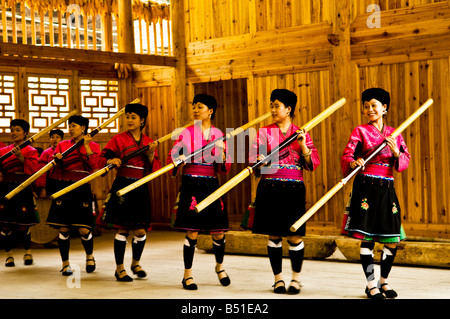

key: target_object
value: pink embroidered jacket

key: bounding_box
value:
[0,144,39,182]
[341,123,411,178]
[53,139,100,181]
[98,131,161,179]
[167,124,231,177]
[249,123,320,181]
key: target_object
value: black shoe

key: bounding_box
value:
[60,265,73,276]
[86,258,96,273]
[5,256,15,267]
[287,279,301,294]
[182,277,198,290]
[115,269,133,282]
[380,283,398,298]
[365,286,385,299]
[131,265,147,278]
[216,269,231,286]
[273,280,286,294]
[24,254,33,265]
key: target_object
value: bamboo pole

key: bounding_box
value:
[290,98,433,232]
[116,112,273,197]
[4,98,140,200]
[194,98,347,214]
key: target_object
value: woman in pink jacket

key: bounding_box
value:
[341,88,411,299]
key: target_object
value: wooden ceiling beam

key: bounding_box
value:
[0,43,177,67]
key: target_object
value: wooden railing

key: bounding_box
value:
[0,0,172,56]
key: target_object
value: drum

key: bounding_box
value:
[30,198,59,244]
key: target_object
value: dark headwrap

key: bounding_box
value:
[69,115,90,134]
[49,129,64,139]
[125,103,149,128]
[362,88,390,111]
[10,119,30,134]
[193,94,217,120]
[270,89,297,116]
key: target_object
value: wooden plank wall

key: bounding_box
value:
[151,0,449,238]
[132,78,181,227]
[193,79,251,224]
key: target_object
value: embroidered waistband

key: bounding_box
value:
[183,163,216,177]
[359,163,393,178]
[261,164,303,181]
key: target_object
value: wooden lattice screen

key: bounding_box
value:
[80,78,119,133]
[28,75,70,133]
[0,73,15,133]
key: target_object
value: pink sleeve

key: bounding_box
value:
[302,133,320,171]
[341,128,361,177]
[85,142,100,171]
[23,148,39,176]
[394,133,411,172]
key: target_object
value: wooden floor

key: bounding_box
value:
[0,230,448,315]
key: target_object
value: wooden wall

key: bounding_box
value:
[193,79,251,224]
[132,69,180,227]
[147,0,449,238]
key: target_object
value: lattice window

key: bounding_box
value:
[80,79,119,133]
[28,75,71,134]
[0,74,16,133]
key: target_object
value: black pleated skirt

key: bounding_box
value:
[251,179,306,237]
[172,175,229,233]
[0,180,39,227]
[46,180,95,229]
[343,174,405,243]
[98,176,152,230]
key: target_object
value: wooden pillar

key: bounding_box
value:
[17,67,28,121]
[329,0,357,227]
[171,0,189,127]
[70,70,80,112]
[117,0,134,130]
[117,0,135,54]
[101,13,114,52]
